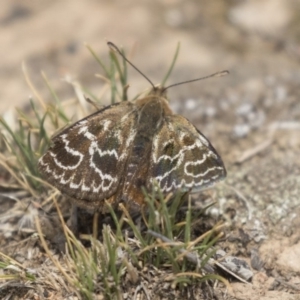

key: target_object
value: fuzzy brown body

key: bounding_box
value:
[38,87,226,213]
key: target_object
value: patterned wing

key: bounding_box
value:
[38,101,138,208]
[148,114,226,193]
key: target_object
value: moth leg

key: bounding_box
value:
[92,212,99,239]
[67,203,78,236]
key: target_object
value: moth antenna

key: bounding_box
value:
[162,70,229,92]
[107,42,156,89]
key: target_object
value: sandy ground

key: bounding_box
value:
[1,0,300,299]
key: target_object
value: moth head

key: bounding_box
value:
[148,85,168,100]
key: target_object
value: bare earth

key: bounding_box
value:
[0,1,300,299]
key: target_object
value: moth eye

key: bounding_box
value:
[183,135,194,146]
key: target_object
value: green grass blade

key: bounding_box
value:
[161,42,180,87]
[85,43,110,77]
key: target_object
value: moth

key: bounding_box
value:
[38,42,227,214]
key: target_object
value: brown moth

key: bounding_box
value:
[38,42,227,214]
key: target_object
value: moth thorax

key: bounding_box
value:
[138,98,164,131]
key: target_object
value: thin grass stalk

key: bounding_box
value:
[42,72,69,123]
[121,48,128,101]
[22,62,46,111]
[120,203,147,247]
[0,154,36,195]
[109,54,117,104]
[103,226,118,284]
[35,217,75,286]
